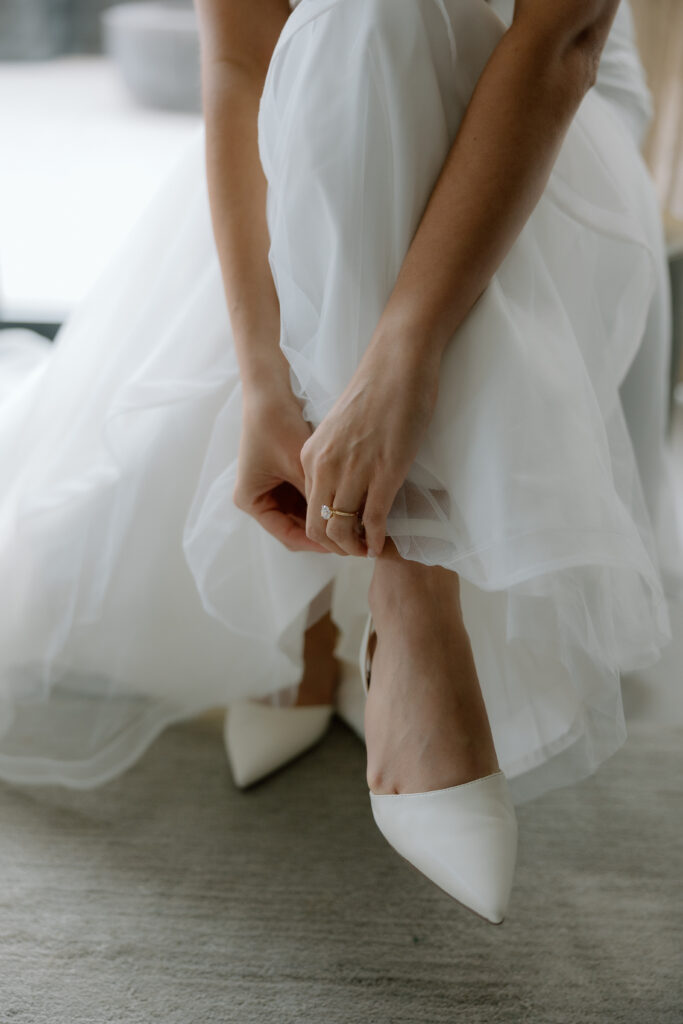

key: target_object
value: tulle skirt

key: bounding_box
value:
[1,0,681,800]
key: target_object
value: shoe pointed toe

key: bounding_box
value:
[369,771,518,924]
[224,700,333,788]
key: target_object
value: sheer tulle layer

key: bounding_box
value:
[0,0,680,797]
[0,137,343,785]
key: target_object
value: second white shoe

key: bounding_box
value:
[224,698,333,789]
[359,612,518,925]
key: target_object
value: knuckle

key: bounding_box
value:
[344,446,362,470]
[315,446,336,471]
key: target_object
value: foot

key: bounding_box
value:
[365,542,499,795]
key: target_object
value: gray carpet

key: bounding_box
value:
[0,715,681,1024]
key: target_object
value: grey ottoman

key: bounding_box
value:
[102,2,201,113]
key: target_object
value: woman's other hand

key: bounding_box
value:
[233,387,332,554]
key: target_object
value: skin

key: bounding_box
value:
[196,0,622,789]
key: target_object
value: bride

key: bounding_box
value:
[0,0,680,923]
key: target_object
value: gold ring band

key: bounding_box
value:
[321,504,360,521]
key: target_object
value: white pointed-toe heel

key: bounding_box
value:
[224,697,333,789]
[359,613,518,925]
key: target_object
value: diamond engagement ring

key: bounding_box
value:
[321,504,360,521]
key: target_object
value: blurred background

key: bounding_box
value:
[0,0,681,409]
[0,0,202,336]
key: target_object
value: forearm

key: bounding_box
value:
[202,63,292,397]
[370,3,619,367]
[197,0,293,401]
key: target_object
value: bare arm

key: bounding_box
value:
[368,0,622,366]
[195,0,293,401]
[195,0,332,556]
[302,0,624,557]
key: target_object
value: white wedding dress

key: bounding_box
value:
[1,0,681,800]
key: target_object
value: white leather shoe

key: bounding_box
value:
[224,698,333,789]
[359,612,518,925]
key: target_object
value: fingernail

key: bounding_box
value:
[367,548,377,559]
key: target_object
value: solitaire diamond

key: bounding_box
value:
[321,504,332,520]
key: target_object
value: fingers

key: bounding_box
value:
[305,479,349,556]
[263,447,336,554]
[255,508,330,554]
[234,470,330,555]
[324,476,368,557]
[301,445,348,556]
[359,479,392,558]
[300,435,397,558]
[325,513,367,557]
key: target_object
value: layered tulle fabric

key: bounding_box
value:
[0,0,680,799]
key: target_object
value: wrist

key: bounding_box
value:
[237,345,296,406]
[241,366,300,418]
[364,310,445,379]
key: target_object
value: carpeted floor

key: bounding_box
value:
[0,714,681,1024]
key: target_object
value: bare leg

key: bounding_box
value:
[365,539,499,794]
[253,581,340,708]
[295,610,341,706]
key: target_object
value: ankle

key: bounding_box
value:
[304,610,339,661]
[296,611,340,706]
[368,560,462,642]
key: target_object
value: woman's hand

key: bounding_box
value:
[300,336,442,558]
[233,387,331,554]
